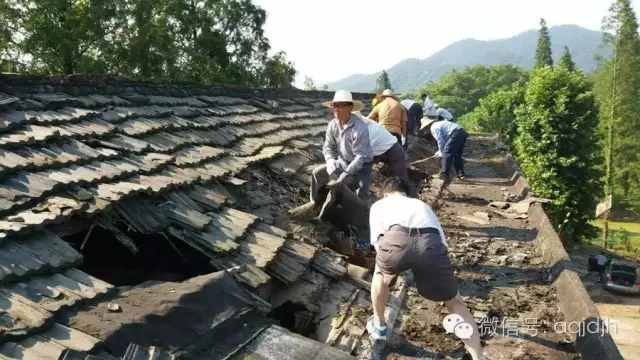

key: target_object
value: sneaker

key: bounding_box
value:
[366,316,388,341]
[356,238,369,249]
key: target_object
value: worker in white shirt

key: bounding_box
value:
[366,177,487,360]
[352,111,417,198]
[435,104,455,122]
[595,252,608,282]
[422,93,437,119]
[420,118,468,187]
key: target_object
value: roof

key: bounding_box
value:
[0,74,373,359]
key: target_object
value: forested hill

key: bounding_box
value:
[328,25,610,92]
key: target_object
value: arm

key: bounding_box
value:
[322,123,338,161]
[432,125,445,153]
[369,105,379,121]
[344,124,372,174]
[401,107,407,136]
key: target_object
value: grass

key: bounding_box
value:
[589,220,640,258]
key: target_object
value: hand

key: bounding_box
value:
[435,150,442,158]
[326,159,337,175]
[337,172,348,183]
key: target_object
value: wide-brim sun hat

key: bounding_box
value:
[322,90,364,112]
[420,117,437,130]
[380,89,399,100]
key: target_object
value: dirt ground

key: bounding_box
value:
[569,247,640,360]
[375,134,578,360]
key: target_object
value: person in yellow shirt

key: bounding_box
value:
[368,89,406,145]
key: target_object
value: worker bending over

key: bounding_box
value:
[422,93,437,119]
[420,118,468,187]
[400,98,424,147]
[352,111,417,198]
[311,90,373,202]
[435,104,455,122]
[367,177,487,360]
[368,89,406,146]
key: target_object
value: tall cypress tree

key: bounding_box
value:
[535,18,554,68]
[594,0,640,213]
[558,46,576,71]
[374,70,393,94]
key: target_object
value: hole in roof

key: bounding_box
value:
[270,301,318,337]
[62,223,215,287]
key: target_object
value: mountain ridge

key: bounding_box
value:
[327,25,611,92]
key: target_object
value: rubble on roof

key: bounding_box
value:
[0,74,376,359]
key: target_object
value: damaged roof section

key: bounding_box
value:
[0,74,374,359]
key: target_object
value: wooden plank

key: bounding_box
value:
[253,222,289,239]
[167,227,238,255]
[244,230,286,253]
[164,191,204,213]
[237,242,277,269]
[95,218,139,254]
[0,291,52,339]
[35,323,102,352]
[267,252,307,285]
[311,249,348,279]
[280,239,317,265]
[216,262,270,289]
[326,288,360,346]
[184,185,226,210]
[161,203,211,232]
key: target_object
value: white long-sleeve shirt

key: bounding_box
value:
[369,193,447,251]
[423,96,436,117]
[352,112,396,156]
[436,108,454,121]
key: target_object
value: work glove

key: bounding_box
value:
[326,158,337,175]
[435,150,442,158]
[336,172,348,183]
[401,136,406,146]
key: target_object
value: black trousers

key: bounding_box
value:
[441,128,467,179]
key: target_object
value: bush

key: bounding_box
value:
[514,66,604,242]
[462,84,525,147]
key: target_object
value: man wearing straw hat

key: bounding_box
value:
[310,90,374,202]
[368,89,406,146]
[420,118,468,188]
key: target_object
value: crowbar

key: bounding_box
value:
[411,154,437,165]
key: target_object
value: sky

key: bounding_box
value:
[252,0,640,88]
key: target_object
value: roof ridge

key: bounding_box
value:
[0,73,375,98]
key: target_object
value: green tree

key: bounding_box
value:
[320,84,329,91]
[418,64,528,117]
[0,0,296,87]
[460,83,526,146]
[258,51,296,88]
[558,45,576,71]
[514,66,603,242]
[535,18,553,68]
[593,0,640,213]
[18,0,118,73]
[303,75,316,90]
[374,70,392,93]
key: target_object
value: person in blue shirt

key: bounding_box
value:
[420,118,468,187]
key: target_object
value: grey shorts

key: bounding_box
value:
[375,226,458,302]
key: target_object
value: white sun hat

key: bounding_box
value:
[322,90,365,112]
[420,117,438,131]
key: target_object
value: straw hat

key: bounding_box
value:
[322,90,364,112]
[375,89,400,103]
[420,117,437,131]
[381,89,398,99]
